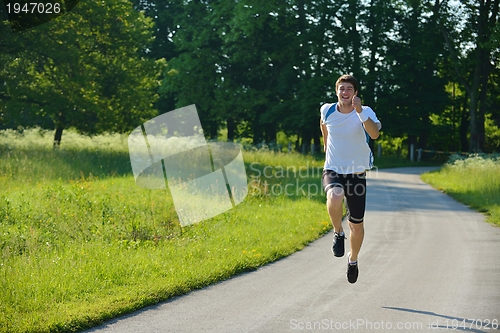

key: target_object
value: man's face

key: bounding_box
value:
[336,82,357,105]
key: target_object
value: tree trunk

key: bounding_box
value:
[468,89,480,152]
[418,114,430,150]
[227,118,235,142]
[295,133,301,152]
[365,2,379,107]
[53,126,64,148]
[348,0,361,77]
[252,106,264,146]
[301,129,311,155]
[313,127,320,154]
[209,120,218,141]
[477,59,491,151]
[440,0,498,153]
[468,0,498,152]
[265,125,276,144]
[460,94,469,152]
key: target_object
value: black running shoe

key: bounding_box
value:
[331,232,345,257]
[346,253,359,284]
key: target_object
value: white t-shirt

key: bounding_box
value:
[320,103,381,174]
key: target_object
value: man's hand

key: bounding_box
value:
[352,94,362,113]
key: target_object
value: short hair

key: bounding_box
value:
[335,75,359,93]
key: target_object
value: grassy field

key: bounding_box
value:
[421,154,500,227]
[0,128,438,332]
[0,129,335,333]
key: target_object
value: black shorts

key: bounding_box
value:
[321,169,367,224]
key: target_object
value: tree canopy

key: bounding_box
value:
[1,0,499,153]
[145,0,500,153]
[1,0,166,145]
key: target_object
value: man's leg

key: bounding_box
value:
[344,174,366,283]
[345,173,366,261]
[322,170,347,257]
[326,187,344,234]
[348,222,364,262]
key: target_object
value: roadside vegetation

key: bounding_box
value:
[2,0,499,331]
[421,154,500,227]
[0,129,332,333]
[0,129,444,332]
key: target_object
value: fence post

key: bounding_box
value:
[377,143,382,158]
[410,144,415,162]
[417,149,422,162]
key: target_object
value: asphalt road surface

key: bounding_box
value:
[86,167,500,333]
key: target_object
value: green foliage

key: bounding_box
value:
[0,128,131,181]
[0,130,331,332]
[377,133,407,157]
[1,0,166,141]
[2,0,500,153]
[422,154,500,226]
[485,114,500,152]
[151,0,499,154]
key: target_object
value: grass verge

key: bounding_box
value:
[1,128,431,332]
[1,129,330,333]
[421,154,500,227]
[1,192,330,332]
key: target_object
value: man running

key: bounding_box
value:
[319,74,381,283]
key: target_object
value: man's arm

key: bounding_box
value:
[320,119,328,153]
[352,94,380,140]
[363,118,380,140]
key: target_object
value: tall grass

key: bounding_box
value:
[0,129,130,185]
[421,154,500,226]
[0,129,331,333]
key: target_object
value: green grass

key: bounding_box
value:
[421,154,500,227]
[0,129,332,333]
[0,129,433,332]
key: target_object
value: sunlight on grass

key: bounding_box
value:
[1,129,434,332]
[0,129,331,333]
[421,154,500,226]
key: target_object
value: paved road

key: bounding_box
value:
[86,167,500,333]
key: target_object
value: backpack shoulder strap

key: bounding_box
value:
[324,103,336,122]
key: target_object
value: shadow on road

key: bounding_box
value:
[383,306,499,332]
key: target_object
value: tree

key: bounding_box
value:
[376,0,448,156]
[135,0,500,154]
[160,0,304,145]
[0,0,165,145]
[440,0,500,152]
